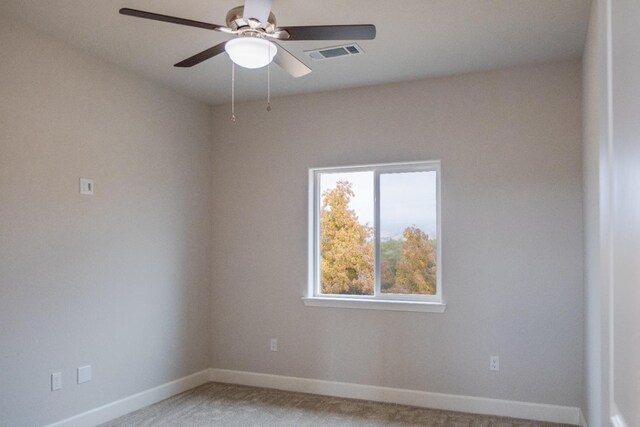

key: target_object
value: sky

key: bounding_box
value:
[320,170,437,240]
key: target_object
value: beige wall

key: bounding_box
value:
[0,20,212,426]
[210,61,584,406]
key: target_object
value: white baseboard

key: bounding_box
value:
[45,368,582,426]
[611,414,628,427]
[209,368,581,426]
[579,409,588,427]
[611,403,629,427]
[46,369,211,427]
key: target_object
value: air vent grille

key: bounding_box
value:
[305,43,364,61]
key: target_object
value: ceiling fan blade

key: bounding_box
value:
[174,42,227,67]
[119,8,224,31]
[242,0,273,25]
[277,24,376,41]
[273,42,312,78]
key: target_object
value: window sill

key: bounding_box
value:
[301,297,446,313]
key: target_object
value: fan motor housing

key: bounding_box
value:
[226,6,277,33]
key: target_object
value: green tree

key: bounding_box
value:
[393,226,437,294]
[320,181,374,295]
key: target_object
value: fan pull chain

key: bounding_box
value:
[266,41,272,112]
[231,62,236,122]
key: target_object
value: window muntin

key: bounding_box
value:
[310,161,441,303]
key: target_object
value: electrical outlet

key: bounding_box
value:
[490,356,500,371]
[270,338,278,352]
[77,365,92,384]
[51,372,62,391]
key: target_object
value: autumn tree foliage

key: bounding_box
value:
[320,181,374,295]
[380,239,403,290]
[393,226,437,294]
[320,181,437,296]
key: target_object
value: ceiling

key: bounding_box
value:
[1,0,591,106]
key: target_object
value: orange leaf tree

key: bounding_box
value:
[393,226,437,294]
[320,181,374,295]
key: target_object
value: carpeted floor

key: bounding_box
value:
[101,382,576,427]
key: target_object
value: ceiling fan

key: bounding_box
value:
[119,0,376,77]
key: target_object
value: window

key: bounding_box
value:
[304,161,444,312]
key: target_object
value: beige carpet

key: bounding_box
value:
[101,382,575,427]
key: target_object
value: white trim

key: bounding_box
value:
[209,368,580,425]
[604,0,615,420]
[310,160,441,173]
[579,409,588,427]
[307,168,316,299]
[302,296,446,312]
[45,369,211,427]
[374,169,381,296]
[611,413,628,427]
[308,160,443,306]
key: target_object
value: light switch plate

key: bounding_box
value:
[79,178,94,195]
[77,365,92,384]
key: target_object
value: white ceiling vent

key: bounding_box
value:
[305,43,364,61]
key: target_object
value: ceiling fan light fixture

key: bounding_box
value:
[225,37,277,69]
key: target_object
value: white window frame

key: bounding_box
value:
[303,161,445,313]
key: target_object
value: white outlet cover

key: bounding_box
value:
[270,338,278,351]
[490,356,500,371]
[77,365,92,384]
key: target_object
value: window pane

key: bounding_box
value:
[319,171,374,295]
[380,171,437,295]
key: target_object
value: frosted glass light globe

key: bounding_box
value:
[225,37,277,69]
